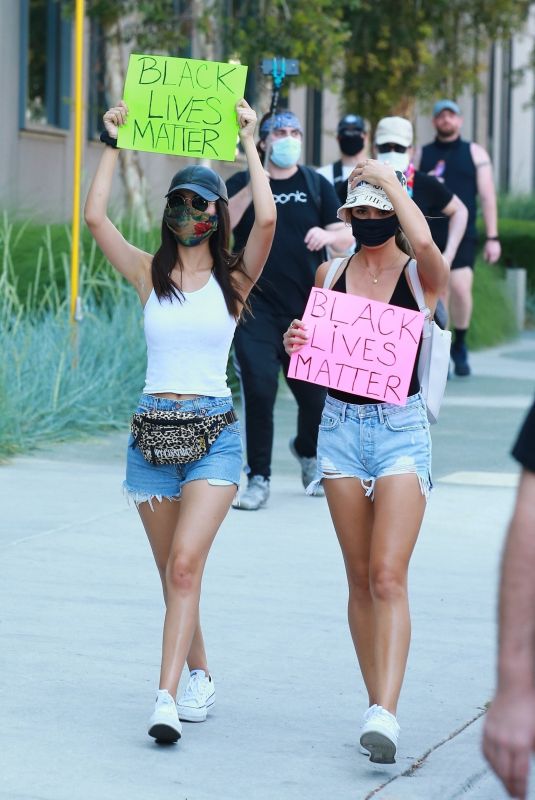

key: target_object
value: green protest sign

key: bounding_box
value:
[117,54,248,161]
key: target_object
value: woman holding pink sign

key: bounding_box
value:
[284,160,448,765]
[85,98,275,745]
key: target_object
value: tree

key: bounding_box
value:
[72,0,196,225]
[207,0,351,97]
[341,0,534,129]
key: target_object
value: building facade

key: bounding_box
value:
[1,1,534,224]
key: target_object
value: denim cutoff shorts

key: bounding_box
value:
[307,392,432,500]
[124,394,242,507]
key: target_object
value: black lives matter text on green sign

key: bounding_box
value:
[117,54,248,161]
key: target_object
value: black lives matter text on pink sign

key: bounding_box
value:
[288,288,424,405]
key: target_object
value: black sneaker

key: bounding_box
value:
[451,343,471,377]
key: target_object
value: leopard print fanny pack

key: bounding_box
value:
[130,408,237,466]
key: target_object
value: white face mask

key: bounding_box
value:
[377,150,410,173]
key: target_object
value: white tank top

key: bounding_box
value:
[143,274,237,397]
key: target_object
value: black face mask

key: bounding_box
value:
[351,215,399,247]
[339,133,364,156]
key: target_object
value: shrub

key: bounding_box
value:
[468,260,517,350]
[497,219,535,292]
[498,193,535,220]
[477,217,535,291]
[0,293,146,458]
[0,214,147,459]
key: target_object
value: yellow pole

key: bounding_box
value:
[70,0,85,322]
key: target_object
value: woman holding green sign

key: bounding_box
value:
[283,160,449,765]
[84,98,275,744]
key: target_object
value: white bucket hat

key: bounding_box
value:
[337,170,407,223]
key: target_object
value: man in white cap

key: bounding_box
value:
[374,116,468,299]
[418,100,501,376]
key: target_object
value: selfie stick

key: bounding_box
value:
[261,57,299,165]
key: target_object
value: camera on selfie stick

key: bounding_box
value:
[259,58,299,166]
[261,57,300,116]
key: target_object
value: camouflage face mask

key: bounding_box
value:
[164,205,218,247]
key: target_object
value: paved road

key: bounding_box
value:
[1,333,534,800]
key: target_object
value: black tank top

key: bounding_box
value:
[328,261,422,405]
[420,137,477,238]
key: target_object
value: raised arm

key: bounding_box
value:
[349,160,449,295]
[233,100,276,295]
[84,101,152,302]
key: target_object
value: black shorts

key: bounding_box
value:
[451,237,477,270]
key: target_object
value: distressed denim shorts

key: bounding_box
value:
[124,394,242,507]
[307,392,432,500]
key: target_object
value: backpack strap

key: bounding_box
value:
[299,165,322,213]
[323,257,347,289]
[332,160,344,184]
[407,259,432,336]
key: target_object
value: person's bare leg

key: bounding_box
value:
[138,498,179,606]
[324,477,376,704]
[186,611,209,673]
[369,474,426,715]
[159,480,236,697]
[449,266,473,330]
[138,497,211,675]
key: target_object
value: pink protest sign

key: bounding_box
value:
[288,288,425,405]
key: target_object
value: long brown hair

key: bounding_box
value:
[395,227,416,259]
[151,200,252,318]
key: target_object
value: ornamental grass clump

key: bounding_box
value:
[0,213,146,459]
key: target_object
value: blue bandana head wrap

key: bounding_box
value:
[259,111,303,139]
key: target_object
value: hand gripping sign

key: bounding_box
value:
[288,288,425,405]
[117,54,248,161]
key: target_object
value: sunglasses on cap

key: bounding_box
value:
[377,143,408,154]
[166,193,211,213]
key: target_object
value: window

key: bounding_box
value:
[87,18,106,139]
[20,0,72,130]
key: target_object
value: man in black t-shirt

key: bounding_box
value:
[374,116,468,329]
[228,110,352,510]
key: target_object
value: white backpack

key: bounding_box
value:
[408,259,451,424]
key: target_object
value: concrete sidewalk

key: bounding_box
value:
[1,333,534,800]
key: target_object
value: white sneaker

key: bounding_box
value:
[176,669,215,722]
[359,705,400,764]
[233,475,270,510]
[289,438,324,496]
[148,689,182,743]
[359,704,378,754]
